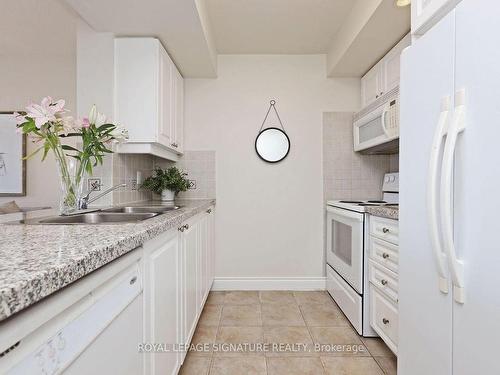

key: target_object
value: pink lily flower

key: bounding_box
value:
[25,96,66,128]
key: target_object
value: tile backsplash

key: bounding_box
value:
[87,150,216,207]
[155,151,216,200]
[323,112,398,201]
[88,153,154,206]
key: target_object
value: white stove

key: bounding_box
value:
[325,173,399,336]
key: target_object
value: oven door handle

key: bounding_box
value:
[427,95,451,294]
[327,206,364,222]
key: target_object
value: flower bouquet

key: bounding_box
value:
[15,97,128,215]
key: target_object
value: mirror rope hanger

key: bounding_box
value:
[259,100,287,132]
[255,100,291,163]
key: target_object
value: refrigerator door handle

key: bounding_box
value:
[440,89,466,304]
[427,95,451,294]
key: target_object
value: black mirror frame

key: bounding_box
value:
[254,127,291,164]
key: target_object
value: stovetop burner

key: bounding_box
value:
[367,200,386,203]
[339,200,363,203]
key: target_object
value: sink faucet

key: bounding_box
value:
[78,183,127,210]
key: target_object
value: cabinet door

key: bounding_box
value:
[382,34,410,94]
[182,220,199,346]
[114,38,158,142]
[144,232,180,375]
[172,66,184,153]
[197,214,208,308]
[158,47,173,148]
[361,65,383,107]
[207,208,215,286]
[412,0,461,35]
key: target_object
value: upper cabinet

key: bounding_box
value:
[114,38,184,161]
[412,0,462,36]
[360,34,411,109]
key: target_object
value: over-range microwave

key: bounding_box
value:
[353,92,400,154]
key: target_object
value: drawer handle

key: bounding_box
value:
[382,252,390,259]
[382,318,390,325]
[381,279,388,286]
[130,276,137,285]
[207,209,212,214]
[382,227,390,233]
[184,224,189,230]
[178,226,185,232]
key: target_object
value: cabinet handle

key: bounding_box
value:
[129,276,137,285]
[382,318,390,325]
[381,279,388,286]
[380,92,384,96]
[376,95,379,99]
[178,226,185,232]
[382,252,390,259]
[184,224,189,230]
[171,143,178,148]
[382,227,390,233]
[206,209,212,214]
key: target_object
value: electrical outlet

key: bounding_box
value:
[88,178,101,191]
[130,179,138,191]
[188,180,197,190]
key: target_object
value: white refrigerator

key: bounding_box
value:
[399,0,500,374]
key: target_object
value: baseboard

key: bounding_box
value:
[211,277,327,291]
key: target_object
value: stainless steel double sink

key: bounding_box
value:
[17,205,181,225]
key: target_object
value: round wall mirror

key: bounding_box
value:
[255,127,290,163]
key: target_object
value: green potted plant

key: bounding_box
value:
[142,166,189,201]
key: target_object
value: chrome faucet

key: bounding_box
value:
[78,183,127,210]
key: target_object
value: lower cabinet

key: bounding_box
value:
[143,206,215,374]
[368,215,399,355]
[0,207,215,375]
[143,230,182,375]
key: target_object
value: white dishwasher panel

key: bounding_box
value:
[6,261,143,375]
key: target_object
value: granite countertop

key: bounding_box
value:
[0,199,215,322]
[365,205,399,220]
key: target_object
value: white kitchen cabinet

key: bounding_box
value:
[361,66,383,108]
[172,67,184,154]
[382,34,411,95]
[360,34,411,109]
[0,207,215,375]
[411,0,462,36]
[368,215,399,354]
[179,207,215,361]
[180,216,200,354]
[143,230,181,375]
[114,38,184,160]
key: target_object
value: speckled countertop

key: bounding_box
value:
[365,205,399,220]
[0,199,215,322]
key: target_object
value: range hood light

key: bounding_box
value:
[396,0,411,6]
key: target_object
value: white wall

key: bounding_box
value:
[0,0,78,207]
[184,55,359,285]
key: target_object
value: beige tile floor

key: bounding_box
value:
[179,291,397,375]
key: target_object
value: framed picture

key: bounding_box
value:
[0,112,26,196]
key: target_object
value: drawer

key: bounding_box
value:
[370,285,398,354]
[369,236,399,273]
[370,216,399,245]
[369,260,398,302]
[326,265,363,335]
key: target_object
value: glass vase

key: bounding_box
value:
[55,148,88,215]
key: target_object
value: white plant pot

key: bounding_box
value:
[161,189,175,202]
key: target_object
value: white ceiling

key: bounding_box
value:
[65,0,218,77]
[206,0,355,54]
